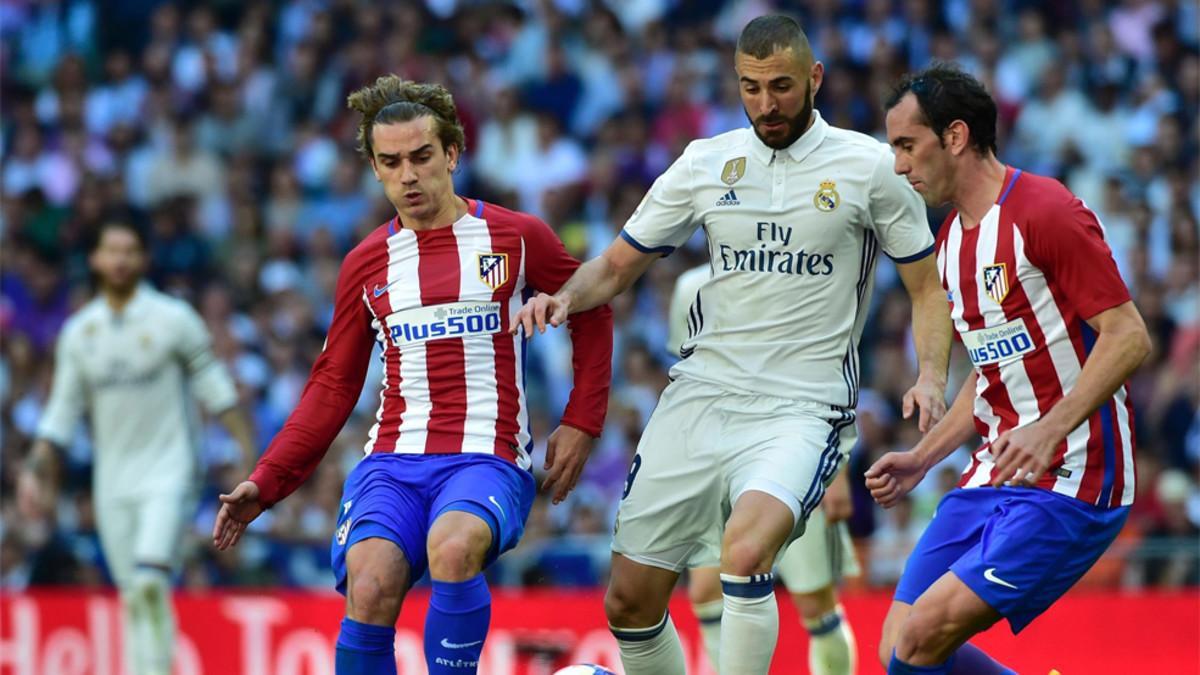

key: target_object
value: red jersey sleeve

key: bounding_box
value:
[1022,195,1131,320]
[248,244,376,508]
[521,216,614,437]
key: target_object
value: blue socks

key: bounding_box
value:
[335,617,396,675]
[889,650,955,674]
[951,644,1016,674]
[888,644,1015,675]
[424,574,491,673]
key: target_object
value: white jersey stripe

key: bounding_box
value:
[454,219,501,451]
[389,229,431,454]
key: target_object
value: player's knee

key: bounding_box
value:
[129,566,170,605]
[426,533,486,582]
[604,582,661,628]
[346,570,404,622]
[893,606,954,662]
[687,571,722,605]
[721,536,774,576]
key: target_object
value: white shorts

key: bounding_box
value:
[611,378,857,572]
[776,507,861,594]
[96,491,194,586]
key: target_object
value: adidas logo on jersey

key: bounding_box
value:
[716,189,739,206]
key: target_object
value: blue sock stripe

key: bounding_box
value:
[337,617,396,655]
[888,650,954,674]
[807,612,842,636]
[610,612,670,642]
[430,574,491,613]
[698,615,722,625]
[721,574,775,598]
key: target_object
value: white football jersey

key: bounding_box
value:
[623,111,933,407]
[37,284,238,499]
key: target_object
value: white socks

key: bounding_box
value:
[123,566,175,675]
[719,573,778,675]
[692,598,724,671]
[610,611,686,675]
[804,604,856,675]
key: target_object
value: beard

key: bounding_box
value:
[747,81,815,150]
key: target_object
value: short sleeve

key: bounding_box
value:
[620,147,701,256]
[173,302,238,414]
[868,148,935,263]
[1023,198,1132,320]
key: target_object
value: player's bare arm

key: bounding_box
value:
[991,301,1150,487]
[896,254,952,432]
[866,369,978,508]
[217,408,259,483]
[17,438,62,518]
[512,237,657,336]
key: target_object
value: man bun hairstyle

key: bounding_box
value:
[346,75,466,161]
[885,62,998,156]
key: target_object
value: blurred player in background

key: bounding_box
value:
[212,75,613,675]
[672,265,863,675]
[19,220,256,675]
[869,63,1151,675]
[514,15,950,675]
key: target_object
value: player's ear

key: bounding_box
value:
[446,143,459,173]
[810,60,824,96]
[946,119,970,156]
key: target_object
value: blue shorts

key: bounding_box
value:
[894,486,1128,633]
[330,453,536,594]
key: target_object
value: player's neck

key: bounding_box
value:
[101,284,139,313]
[952,155,1008,229]
[403,195,468,231]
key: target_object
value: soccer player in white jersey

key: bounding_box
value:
[672,265,862,675]
[869,64,1151,675]
[212,76,612,675]
[18,221,256,675]
[513,16,951,675]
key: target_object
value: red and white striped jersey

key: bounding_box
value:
[937,167,1136,508]
[250,199,613,507]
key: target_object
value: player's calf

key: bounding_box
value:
[424,510,496,674]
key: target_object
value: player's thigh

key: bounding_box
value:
[133,490,194,569]
[948,487,1129,633]
[428,454,536,568]
[332,457,429,594]
[893,489,990,607]
[344,536,412,620]
[605,552,682,627]
[611,381,724,572]
[96,497,139,587]
[778,514,859,597]
[723,400,856,550]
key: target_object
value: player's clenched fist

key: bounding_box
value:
[510,292,570,337]
[865,450,929,509]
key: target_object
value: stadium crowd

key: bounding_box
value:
[1,0,1197,592]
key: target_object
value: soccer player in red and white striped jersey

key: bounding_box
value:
[212,76,612,675]
[867,64,1151,675]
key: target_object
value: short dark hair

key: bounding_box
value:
[89,220,148,252]
[885,63,998,156]
[736,14,811,61]
[346,75,466,161]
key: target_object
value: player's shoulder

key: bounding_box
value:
[344,220,395,265]
[679,127,755,160]
[59,299,105,342]
[476,199,553,239]
[1004,169,1079,215]
[820,123,893,161]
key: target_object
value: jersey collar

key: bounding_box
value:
[746,109,829,166]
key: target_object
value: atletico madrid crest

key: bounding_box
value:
[982,263,1009,304]
[478,253,509,290]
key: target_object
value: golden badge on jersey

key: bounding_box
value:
[813,179,840,212]
[477,253,509,290]
[720,157,746,185]
[982,263,1010,304]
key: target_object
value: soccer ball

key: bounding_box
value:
[553,666,617,675]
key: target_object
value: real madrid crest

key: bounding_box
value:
[814,179,840,212]
[721,157,746,185]
[477,253,509,290]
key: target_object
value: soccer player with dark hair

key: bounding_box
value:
[212,75,613,675]
[869,62,1151,675]
[514,15,951,674]
[22,220,257,675]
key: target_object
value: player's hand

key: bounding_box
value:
[213,481,264,551]
[510,292,570,337]
[989,420,1062,488]
[542,424,594,505]
[865,450,928,509]
[15,468,52,520]
[822,470,853,524]
[903,374,947,433]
